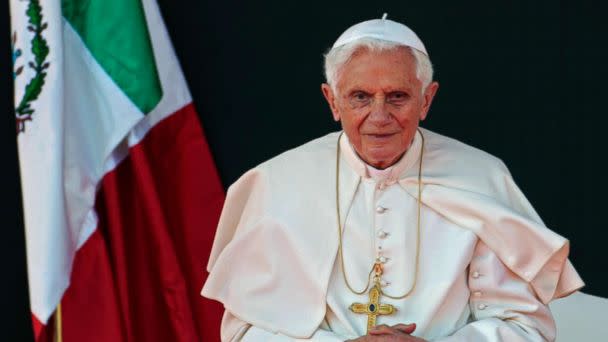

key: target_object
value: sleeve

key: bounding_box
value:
[221,311,345,342]
[435,241,556,342]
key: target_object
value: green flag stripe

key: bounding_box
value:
[62,0,162,114]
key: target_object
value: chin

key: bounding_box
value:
[364,152,398,168]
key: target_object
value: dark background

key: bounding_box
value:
[2,0,607,340]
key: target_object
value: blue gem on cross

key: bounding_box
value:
[369,304,376,312]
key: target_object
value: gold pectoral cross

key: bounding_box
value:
[349,263,396,333]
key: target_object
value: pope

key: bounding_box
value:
[202,15,584,341]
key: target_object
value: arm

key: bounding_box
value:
[221,311,346,342]
[435,241,555,342]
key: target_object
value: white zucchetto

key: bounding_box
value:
[332,14,428,56]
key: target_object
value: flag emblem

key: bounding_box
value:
[14,0,50,134]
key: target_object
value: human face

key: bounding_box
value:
[322,47,439,169]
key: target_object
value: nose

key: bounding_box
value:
[368,97,392,125]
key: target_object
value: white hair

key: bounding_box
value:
[323,38,434,94]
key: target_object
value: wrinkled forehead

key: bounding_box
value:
[338,48,419,89]
[348,43,413,60]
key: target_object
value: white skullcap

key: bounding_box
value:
[332,13,428,56]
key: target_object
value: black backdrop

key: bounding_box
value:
[2,0,607,340]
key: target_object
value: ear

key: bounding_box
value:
[419,81,439,121]
[321,83,341,121]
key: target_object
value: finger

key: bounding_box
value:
[392,323,416,334]
[368,324,396,335]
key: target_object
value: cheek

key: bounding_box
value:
[353,116,368,129]
[394,106,423,127]
[340,111,366,130]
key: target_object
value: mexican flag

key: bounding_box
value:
[10,0,224,340]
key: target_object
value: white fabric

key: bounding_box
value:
[202,129,584,340]
[222,312,343,342]
[221,239,555,341]
[332,17,428,56]
[324,133,477,339]
[549,291,608,341]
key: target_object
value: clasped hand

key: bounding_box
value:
[347,323,427,342]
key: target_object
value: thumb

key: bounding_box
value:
[393,323,416,334]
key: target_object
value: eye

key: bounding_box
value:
[387,92,409,104]
[352,91,370,102]
[348,91,372,108]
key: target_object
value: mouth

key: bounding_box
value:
[365,133,397,140]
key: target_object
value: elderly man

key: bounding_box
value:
[202,16,583,341]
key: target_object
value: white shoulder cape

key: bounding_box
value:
[201,128,584,338]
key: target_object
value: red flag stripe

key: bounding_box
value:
[35,104,225,341]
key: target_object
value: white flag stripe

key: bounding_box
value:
[12,0,72,322]
[12,0,193,324]
[24,17,144,322]
[62,18,144,246]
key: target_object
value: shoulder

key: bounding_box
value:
[252,131,340,181]
[422,128,507,169]
[420,128,512,194]
[228,131,340,191]
[258,131,340,170]
[420,128,546,220]
[421,127,509,173]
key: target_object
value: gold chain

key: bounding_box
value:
[335,129,425,299]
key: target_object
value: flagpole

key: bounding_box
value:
[54,303,62,342]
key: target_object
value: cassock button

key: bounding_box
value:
[477,304,487,310]
[376,206,387,214]
[472,271,480,279]
[377,230,388,239]
[377,256,389,264]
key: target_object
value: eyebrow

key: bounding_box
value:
[347,89,371,95]
[345,88,412,96]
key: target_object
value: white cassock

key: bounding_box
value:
[201,129,584,341]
